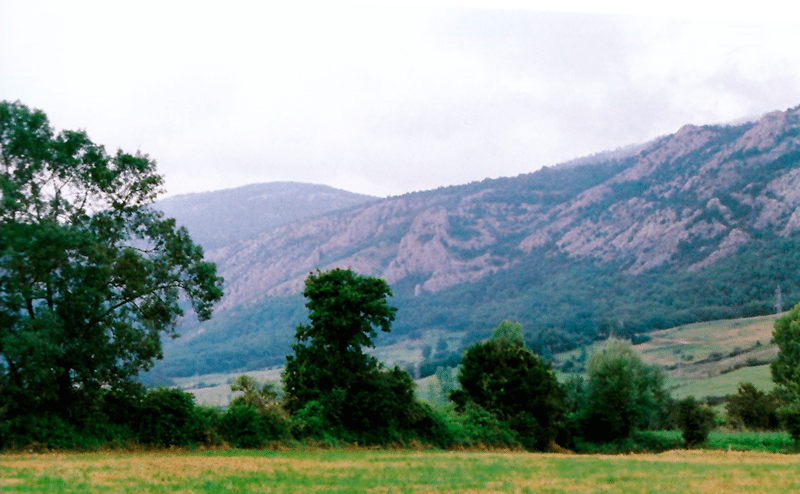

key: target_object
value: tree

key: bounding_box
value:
[725,382,781,430]
[449,321,564,450]
[0,101,223,421]
[580,338,668,442]
[771,303,800,398]
[675,396,715,448]
[228,375,289,442]
[282,268,425,441]
[771,302,800,440]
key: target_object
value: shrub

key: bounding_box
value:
[138,388,201,447]
[221,404,264,448]
[193,406,224,446]
[229,375,290,442]
[725,383,782,430]
[289,400,333,441]
[675,396,715,448]
[451,404,520,449]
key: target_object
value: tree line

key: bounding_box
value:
[6,263,800,451]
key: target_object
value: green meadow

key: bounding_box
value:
[4,449,800,494]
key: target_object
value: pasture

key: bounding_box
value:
[3,449,800,493]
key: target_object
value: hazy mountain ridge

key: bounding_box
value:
[153,104,800,378]
[155,182,379,251]
[207,106,800,306]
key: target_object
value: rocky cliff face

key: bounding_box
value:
[206,105,800,308]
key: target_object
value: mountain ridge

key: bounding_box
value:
[206,106,800,304]
[155,181,378,251]
[153,104,800,378]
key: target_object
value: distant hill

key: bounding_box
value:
[150,104,800,379]
[155,182,378,250]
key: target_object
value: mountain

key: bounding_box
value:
[152,105,800,379]
[155,182,379,250]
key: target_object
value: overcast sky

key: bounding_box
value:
[2,1,800,198]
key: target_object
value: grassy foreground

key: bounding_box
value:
[4,449,800,493]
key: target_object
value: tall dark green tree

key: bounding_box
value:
[0,101,223,420]
[449,321,564,450]
[283,268,425,441]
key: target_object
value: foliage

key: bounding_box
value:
[572,430,683,454]
[770,302,800,442]
[772,303,800,397]
[138,388,205,447]
[448,403,520,448]
[221,404,265,448]
[0,101,223,423]
[282,268,429,443]
[725,382,782,430]
[675,396,715,448]
[450,321,563,450]
[580,338,669,442]
[779,401,800,443]
[230,375,278,411]
[229,375,289,442]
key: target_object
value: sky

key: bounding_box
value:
[2,1,800,198]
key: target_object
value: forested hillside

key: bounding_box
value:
[153,105,800,379]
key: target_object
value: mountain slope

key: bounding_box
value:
[154,105,800,378]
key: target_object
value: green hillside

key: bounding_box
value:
[153,235,800,379]
[556,313,781,400]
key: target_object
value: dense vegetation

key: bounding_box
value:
[6,271,800,453]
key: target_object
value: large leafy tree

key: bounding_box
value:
[283,268,424,440]
[449,321,564,450]
[580,338,668,442]
[0,101,223,419]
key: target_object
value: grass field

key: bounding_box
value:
[4,449,800,493]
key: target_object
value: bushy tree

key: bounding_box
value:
[230,375,279,412]
[725,382,782,430]
[449,321,563,450]
[675,396,715,448]
[228,375,289,442]
[221,404,265,448]
[580,338,668,442]
[282,268,426,442]
[0,101,223,422]
[138,388,203,447]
